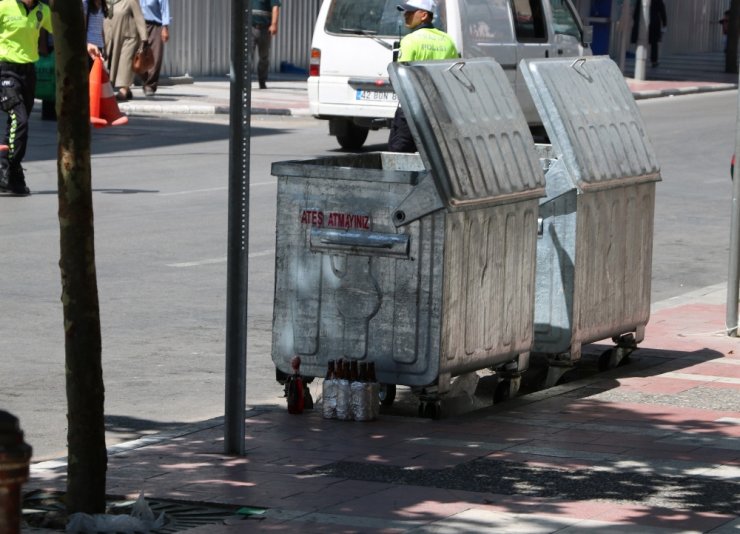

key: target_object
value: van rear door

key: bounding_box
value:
[311,0,400,117]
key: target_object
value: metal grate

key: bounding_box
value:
[23,490,266,533]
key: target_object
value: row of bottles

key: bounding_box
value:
[326,359,377,382]
[322,358,380,421]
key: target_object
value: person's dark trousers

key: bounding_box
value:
[0,63,35,172]
[142,23,165,93]
[650,41,659,65]
[251,25,272,86]
[388,107,417,153]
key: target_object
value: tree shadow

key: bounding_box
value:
[24,113,296,163]
[104,414,194,436]
[25,188,160,196]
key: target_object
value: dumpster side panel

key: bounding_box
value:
[272,179,321,360]
[272,171,443,387]
[440,200,538,375]
[533,190,577,354]
[572,183,655,344]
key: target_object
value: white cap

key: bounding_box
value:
[397,0,435,13]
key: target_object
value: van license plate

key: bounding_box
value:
[356,89,397,102]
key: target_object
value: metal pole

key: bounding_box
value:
[726,71,740,336]
[617,0,631,73]
[634,0,650,81]
[224,0,252,455]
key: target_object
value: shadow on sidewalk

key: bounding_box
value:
[371,341,729,422]
[27,362,738,531]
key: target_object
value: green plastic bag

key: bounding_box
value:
[35,54,55,101]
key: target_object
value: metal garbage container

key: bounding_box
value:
[272,58,545,416]
[519,56,662,386]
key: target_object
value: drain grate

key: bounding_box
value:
[23,490,266,532]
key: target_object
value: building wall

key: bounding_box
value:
[575,0,729,58]
[661,0,729,54]
[162,0,321,78]
[161,0,727,78]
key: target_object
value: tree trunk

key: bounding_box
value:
[51,1,108,514]
[726,0,740,74]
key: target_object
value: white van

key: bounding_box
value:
[308,0,592,149]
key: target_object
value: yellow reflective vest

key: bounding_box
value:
[397,25,458,62]
[0,0,53,64]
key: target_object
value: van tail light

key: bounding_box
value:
[309,48,320,77]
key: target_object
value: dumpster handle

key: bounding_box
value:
[570,57,587,69]
[569,57,592,81]
[310,228,410,258]
[447,61,475,93]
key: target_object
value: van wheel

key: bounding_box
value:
[336,123,369,150]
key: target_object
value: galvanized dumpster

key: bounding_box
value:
[272,58,545,416]
[519,56,662,386]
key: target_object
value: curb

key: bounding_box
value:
[631,83,737,100]
[118,104,309,117]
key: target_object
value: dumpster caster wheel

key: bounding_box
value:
[598,348,619,371]
[418,401,442,419]
[543,365,571,388]
[494,376,521,403]
[599,346,634,371]
[379,384,396,407]
[494,379,511,403]
[275,367,289,386]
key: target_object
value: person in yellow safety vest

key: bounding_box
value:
[388,0,458,153]
[0,0,100,196]
[0,0,53,195]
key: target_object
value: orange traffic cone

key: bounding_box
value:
[89,56,128,128]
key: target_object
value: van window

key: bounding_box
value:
[511,0,547,42]
[550,0,581,40]
[325,0,445,38]
[461,0,514,47]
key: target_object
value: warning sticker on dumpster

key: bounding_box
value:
[300,209,370,230]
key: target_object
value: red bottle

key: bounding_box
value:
[286,356,305,414]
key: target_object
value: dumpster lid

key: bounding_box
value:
[520,56,661,191]
[389,58,545,209]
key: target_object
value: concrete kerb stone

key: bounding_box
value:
[631,83,737,100]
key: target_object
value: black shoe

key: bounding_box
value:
[0,178,30,195]
[259,81,267,89]
[4,166,30,196]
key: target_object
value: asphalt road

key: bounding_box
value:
[638,91,736,303]
[0,90,736,460]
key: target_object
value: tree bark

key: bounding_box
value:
[51,1,108,514]
[726,0,740,73]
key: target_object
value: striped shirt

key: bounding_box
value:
[82,0,105,48]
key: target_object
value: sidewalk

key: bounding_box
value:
[113,52,738,118]
[25,286,740,532]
